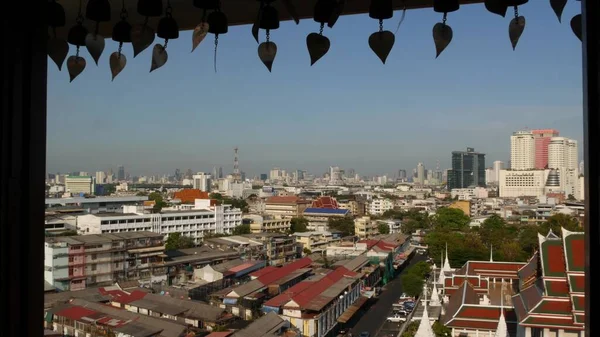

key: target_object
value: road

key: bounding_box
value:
[348,253,426,337]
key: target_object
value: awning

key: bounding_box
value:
[337,296,369,324]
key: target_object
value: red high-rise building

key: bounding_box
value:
[532,129,559,169]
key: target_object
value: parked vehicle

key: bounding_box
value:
[359,332,370,337]
[387,315,407,323]
[392,308,408,316]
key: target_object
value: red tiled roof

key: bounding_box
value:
[258,257,313,285]
[263,281,314,307]
[173,189,210,203]
[105,290,148,304]
[287,267,357,309]
[465,261,526,279]
[56,306,97,320]
[250,266,277,278]
[311,196,339,209]
[358,240,378,250]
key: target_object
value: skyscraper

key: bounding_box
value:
[117,165,125,181]
[548,137,579,197]
[510,131,535,170]
[532,129,559,169]
[416,163,425,185]
[448,147,486,190]
[398,169,407,179]
[493,160,505,183]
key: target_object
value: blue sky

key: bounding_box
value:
[47,1,584,177]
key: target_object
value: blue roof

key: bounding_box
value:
[303,208,349,215]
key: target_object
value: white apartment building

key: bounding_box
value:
[45,231,164,291]
[65,175,94,195]
[499,170,549,198]
[77,200,242,244]
[511,131,536,170]
[192,172,212,192]
[493,161,505,182]
[451,187,489,200]
[548,137,579,197]
[368,198,394,215]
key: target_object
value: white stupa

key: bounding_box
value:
[430,270,441,306]
[442,243,452,272]
[494,282,509,337]
[415,284,435,337]
[437,251,445,285]
[490,244,494,262]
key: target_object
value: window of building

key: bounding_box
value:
[91,254,97,260]
[91,264,96,271]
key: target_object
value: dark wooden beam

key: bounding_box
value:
[52,0,485,41]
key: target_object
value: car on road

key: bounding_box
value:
[398,293,412,301]
[387,315,407,323]
[359,332,370,337]
[392,308,409,316]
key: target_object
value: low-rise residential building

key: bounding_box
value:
[303,208,350,231]
[109,290,231,329]
[264,266,365,337]
[368,198,394,215]
[44,232,165,291]
[336,195,367,216]
[47,297,188,337]
[451,187,489,200]
[44,213,77,234]
[264,196,311,217]
[354,216,377,239]
[244,214,291,233]
[377,219,402,234]
[294,231,341,253]
[77,200,242,244]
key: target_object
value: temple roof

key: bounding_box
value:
[511,228,585,330]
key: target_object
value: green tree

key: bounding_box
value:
[479,214,513,248]
[209,193,223,200]
[303,247,312,255]
[136,191,148,196]
[432,207,470,231]
[432,321,452,337]
[223,197,249,213]
[328,217,355,236]
[539,213,582,235]
[165,232,195,251]
[518,225,540,255]
[290,217,309,233]
[378,222,390,234]
[148,192,168,211]
[400,272,424,298]
[567,194,576,201]
[409,261,431,279]
[233,223,251,235]
[498,240,526,262]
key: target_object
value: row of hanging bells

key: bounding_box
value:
[49,0,583,82]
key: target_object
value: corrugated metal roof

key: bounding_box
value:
[304,208,349,215]
[250,266,278,278]
[257,257,313,285]
[231,312,287,337]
